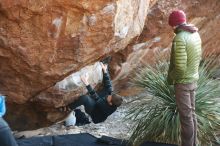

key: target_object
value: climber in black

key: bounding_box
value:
[59,59,123,124]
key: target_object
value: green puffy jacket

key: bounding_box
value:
[167,26,202,85]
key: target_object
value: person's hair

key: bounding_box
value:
[111,93,123,107]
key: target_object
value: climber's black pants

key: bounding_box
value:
[0,117,18,146]
[68,95,96,116]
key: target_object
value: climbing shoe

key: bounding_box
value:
[58,106,72,112]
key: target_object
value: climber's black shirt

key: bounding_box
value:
[86,72,117,123]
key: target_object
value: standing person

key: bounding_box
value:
[167,10,202,146]
[0,95,18,146]
[59,62,123,124]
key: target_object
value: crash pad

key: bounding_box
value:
[17,133,177,146]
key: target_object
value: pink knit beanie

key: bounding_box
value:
[169,10,186,27]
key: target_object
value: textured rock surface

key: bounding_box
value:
[0,0,150,130]
[35,62,103,108]
[0,0,149,103]
[110,0,220,81]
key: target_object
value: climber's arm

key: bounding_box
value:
[101,62,113,95]
[81,74,99,101]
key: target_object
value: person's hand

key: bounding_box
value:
[100,62,108,73]
[81,74,89,86]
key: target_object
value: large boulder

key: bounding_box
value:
[0,0,150,130]
[110,0,220,81]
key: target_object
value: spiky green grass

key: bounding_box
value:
[126,59,220,146]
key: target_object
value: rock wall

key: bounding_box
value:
[111,0,220,81]
[0,0,150,130]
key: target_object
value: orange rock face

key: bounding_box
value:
[0,0,150,130]
[111,0,220,81]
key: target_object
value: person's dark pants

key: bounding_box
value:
[0,117,18,146]
[68,95,96,115]
[175,83,197,146]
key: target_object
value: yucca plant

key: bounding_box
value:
[126,58,220,146]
